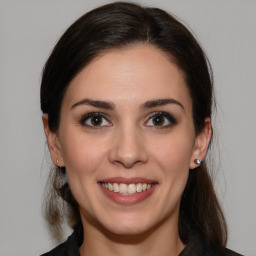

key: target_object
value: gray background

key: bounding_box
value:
[1,0,255,255]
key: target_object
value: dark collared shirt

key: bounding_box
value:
[41,223,243,256]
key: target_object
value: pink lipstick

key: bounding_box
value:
[98,177,158,205]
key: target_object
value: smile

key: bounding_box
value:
[98,178,158,205]
[100,182,152,195]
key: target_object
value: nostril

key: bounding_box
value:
[109,147,148,168]
[108,129,148,167]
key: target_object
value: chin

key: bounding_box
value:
[100,224,153,240]
[110,222,148,236]
[96,211,160,237]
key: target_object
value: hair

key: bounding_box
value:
[41,1,227,246]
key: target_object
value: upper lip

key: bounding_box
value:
[98,177,157,184]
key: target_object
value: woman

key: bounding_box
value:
[40,2,242,255]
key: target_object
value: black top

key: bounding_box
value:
[41,223,243,256]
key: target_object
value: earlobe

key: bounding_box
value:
[190,118,212,169]
[42,114,64,167]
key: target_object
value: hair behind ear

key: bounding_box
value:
[179,164,227,246]
[43,167,80,241]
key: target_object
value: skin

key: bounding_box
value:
[43,44,212,256]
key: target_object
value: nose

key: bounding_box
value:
[109,125,148,168]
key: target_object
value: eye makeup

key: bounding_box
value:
[79,110,178,131]
[79,112,112,129]
[145,111,177,129]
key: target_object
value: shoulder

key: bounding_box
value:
[40,241,67,256]
[40,223,83,256]
[180,241,244,256]
[218,247,244,256]
[180,229,244,256]
[205,242,244,256]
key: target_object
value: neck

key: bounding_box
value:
[79,215,185,256]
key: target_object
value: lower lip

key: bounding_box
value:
[99,184,157,205]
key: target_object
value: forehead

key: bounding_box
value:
[63,44,192,111]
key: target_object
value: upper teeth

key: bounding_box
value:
[101,183,152,195]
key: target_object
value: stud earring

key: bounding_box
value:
[56,159,59,164]
[194,159,201,165]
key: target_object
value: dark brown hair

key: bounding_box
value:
[41,1,227,246]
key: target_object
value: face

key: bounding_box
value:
[44,44,211,237]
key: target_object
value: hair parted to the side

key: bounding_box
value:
[41,1,227,246]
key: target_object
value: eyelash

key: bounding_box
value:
[80,112,177,129]
[145,112,177,128]
[80,112,112,129]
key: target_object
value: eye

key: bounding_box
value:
[80,113,111,128]
[145,112,177,128]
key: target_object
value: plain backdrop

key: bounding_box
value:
[0,1,255,255]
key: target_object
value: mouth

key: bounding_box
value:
[98,177,158,205]
[99,182,153,195]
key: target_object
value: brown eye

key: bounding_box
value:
[152,115,165,126]
[145,112,177,128]
[91,116,103,126]
[80,113,111,128]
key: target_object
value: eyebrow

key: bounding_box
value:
[71,98,184,110]
[71,99,115,110]
[141,99,184,110]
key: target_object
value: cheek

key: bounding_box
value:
[152,130,194,193]
[143,133,194,218]
[59,130,111,210]
[152,132,194,174]
[60,130,108,178]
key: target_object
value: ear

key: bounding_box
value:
[190,117,212,169]
[42,114,64,167]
